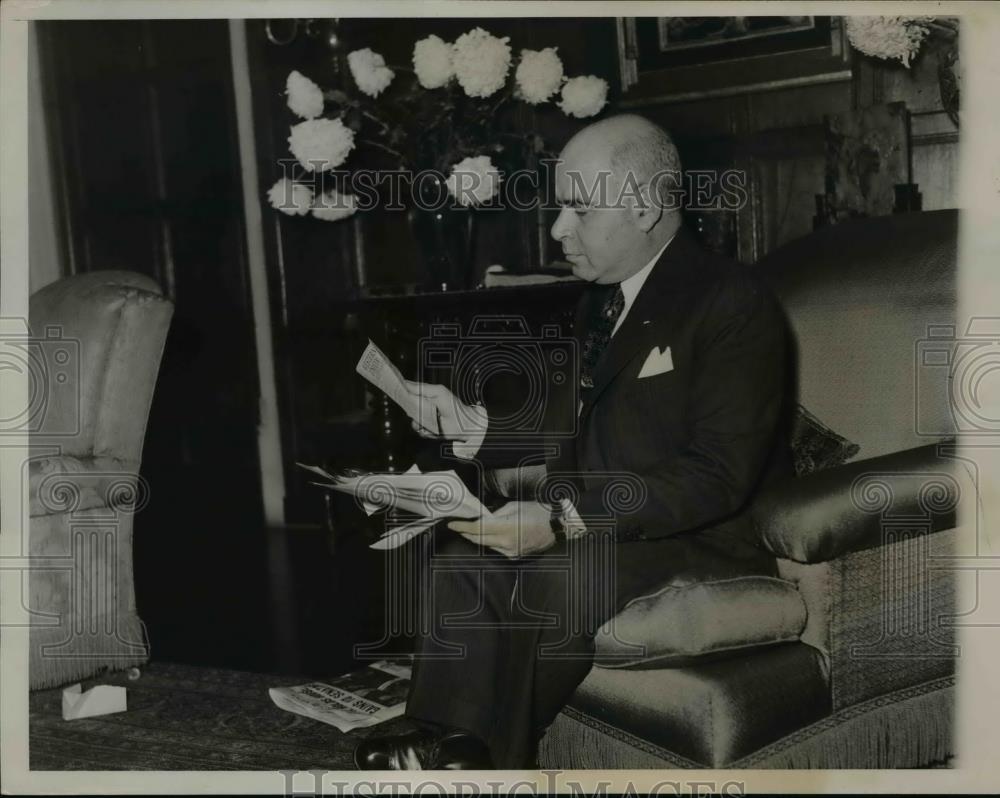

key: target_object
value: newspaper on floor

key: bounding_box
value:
[268,659,412,733]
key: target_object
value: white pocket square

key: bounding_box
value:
[638,345,674,378]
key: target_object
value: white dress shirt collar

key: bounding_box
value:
[612,235,675,337]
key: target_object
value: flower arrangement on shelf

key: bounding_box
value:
[266,27,611,224]
[844,16,960,125]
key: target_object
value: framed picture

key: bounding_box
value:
[657,16,819,57]
[617,16,851,106]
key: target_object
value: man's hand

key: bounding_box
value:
[448,501,556,559]
[403,380,488,449]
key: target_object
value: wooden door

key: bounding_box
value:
[37,20,273,670]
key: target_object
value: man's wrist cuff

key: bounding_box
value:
[557,497,588,539]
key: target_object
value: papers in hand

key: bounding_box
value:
[355,339,438,432]
[368,517,438,550]
[297,463,485,520]
[296,463,489,549]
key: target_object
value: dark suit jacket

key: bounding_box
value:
[474,226,789,544]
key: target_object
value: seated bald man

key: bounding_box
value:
[355,114,789,770]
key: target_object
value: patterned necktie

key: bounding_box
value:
[580,285,625,396]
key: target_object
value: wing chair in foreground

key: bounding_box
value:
[27,271,173,689]
[525,209,965,768]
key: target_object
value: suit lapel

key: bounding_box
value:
[547,283,607,474]
[579,229,703,417]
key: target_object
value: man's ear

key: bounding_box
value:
[631,182,663,233]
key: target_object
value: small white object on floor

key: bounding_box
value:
[127,667,141,681]
[61,683,127,721]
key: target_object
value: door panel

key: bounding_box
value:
[38,20,272,670]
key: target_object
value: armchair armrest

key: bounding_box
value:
[753,442,960,564]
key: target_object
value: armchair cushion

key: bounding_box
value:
[754,442,959,564]
[557,642,831,767]
[594,575,807,668]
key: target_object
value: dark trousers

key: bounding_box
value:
[404,526,667,768]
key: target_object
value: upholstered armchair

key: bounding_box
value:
[527,210,964,768]
[27,271,173,689]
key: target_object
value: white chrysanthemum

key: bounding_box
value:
[287,118,355,172]
[285,70,324,119]
[558,75,609,119]
[515,48,564,105]
[311,189,358,222]
[413,35,453,89]
[452,28,511,98]
[267,178,313,216]
[845,16,933,67]
[446,155,501,207]
[347,48,395,97]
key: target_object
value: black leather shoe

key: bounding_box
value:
[354,728,494,770]
[433,730,494,769]
[354,729,437,770]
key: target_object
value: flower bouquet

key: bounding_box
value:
[265,26,611,290]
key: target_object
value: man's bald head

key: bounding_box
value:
[550,114,683,284]
[561,114,682,210]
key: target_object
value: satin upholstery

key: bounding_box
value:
[753,442,958,563]
[594,575,807,668]
[569,642,831,767]
[756,209,956,462]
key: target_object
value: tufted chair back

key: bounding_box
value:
[27,270,173,688]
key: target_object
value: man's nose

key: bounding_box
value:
[550,207,574,242]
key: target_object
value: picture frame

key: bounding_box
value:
[617,15,852,106]
[656,16,821,59]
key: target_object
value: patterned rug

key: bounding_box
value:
[30,661,956,771]
[29,661,414,770]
